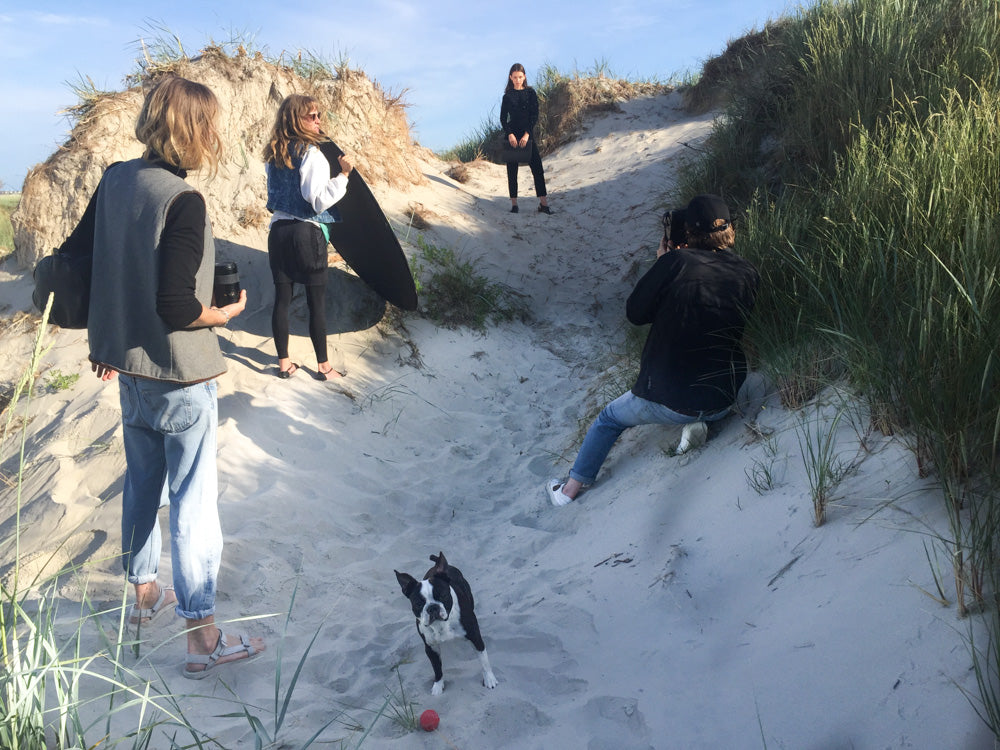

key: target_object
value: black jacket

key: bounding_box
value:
[626,247,759,414]
[500,87,539,138]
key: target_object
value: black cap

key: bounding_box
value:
[686,194,730,233]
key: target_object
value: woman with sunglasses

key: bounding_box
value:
[263,94,353,380]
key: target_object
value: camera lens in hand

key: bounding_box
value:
[213,261,240,306]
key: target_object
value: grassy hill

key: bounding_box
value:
[677,0,1000,732]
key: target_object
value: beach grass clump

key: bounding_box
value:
[42,369,79,394]
[0,318,391,746]
[677,0,1000,733]
[411,237,529,331]
[0,194,19,260]
[438,115,503,164]
[0,298,194,749]
[795,406,848,526]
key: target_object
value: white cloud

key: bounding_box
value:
[33,13,108,26]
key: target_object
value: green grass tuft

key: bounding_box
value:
[674,0,1000,733]
[0,194,19,261]
[412,237,530,331]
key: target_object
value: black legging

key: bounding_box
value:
[506,140,547,199]
[271,282,328,362]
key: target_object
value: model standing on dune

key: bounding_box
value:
[500,63,553,215]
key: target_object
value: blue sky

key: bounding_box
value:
[0,1,798,190]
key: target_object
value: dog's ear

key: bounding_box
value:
[430,551,448,573]
[395,571,419,597]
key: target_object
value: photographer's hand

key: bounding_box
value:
[657,237,670,257]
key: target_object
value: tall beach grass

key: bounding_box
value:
[0,300,421,747]
[675,0,1000,733]
[0,194,19,261]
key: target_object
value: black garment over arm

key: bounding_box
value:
[626,253,681,325]
[57,184,99,261]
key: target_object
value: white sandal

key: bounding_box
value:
[128,584,174,626]
[182,629,261,680]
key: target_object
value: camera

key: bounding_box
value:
[213,261,241,306]
[661,208,687,247]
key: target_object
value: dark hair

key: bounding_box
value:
[504,63,531,94]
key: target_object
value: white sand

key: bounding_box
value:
[0,92,992,748]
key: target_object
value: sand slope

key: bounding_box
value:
[0,92,992,748]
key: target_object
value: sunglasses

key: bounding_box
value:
[305,112,321,121]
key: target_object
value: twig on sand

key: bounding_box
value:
[767,554,802,587]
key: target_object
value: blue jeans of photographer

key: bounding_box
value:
[119,375,222,621]
[568,391,731,486]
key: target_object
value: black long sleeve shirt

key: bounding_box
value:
[500,87,539,138]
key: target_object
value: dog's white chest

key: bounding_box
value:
[418,586,465,646]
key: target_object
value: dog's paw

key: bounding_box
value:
[483,671,498,689]
[431,680,444,696]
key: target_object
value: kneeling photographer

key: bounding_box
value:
[546,194,760,506]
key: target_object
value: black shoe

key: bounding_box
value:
[510,205,519,213]
[538,204,553,215]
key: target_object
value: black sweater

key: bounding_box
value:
[626,247,759,414]
[500,87,539,138]
[59,160,206,330]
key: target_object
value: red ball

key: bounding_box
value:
[419,709,439,732]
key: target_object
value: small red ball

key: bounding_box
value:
[419,709,439,732]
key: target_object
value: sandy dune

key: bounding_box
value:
[0,92,992,748]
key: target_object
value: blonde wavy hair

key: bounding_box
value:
[263,94,327,168]
[135,77,222,174]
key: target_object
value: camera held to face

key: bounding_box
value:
[661,208,687,247]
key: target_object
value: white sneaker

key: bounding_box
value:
[546,479,574,506]
[676,421,707,455]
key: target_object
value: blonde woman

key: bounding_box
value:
[59,75,264,677]
[264,94,353,380]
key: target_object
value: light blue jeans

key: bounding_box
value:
[569,391,731,485]
[119,375,222,621]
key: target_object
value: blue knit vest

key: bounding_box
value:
[266,145,341,223]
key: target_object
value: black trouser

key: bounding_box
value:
[269,219,329,363]
[271,282,328,362]
[506,141,547,199]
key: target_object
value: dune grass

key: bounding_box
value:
[0,194,19,261]
[672,0,1000,733]
[411,236,530,331]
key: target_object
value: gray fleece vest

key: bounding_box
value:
[88,159,226,383]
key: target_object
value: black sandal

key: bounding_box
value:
[278,363,299,379]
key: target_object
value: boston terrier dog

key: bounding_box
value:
[395,552,498,695]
